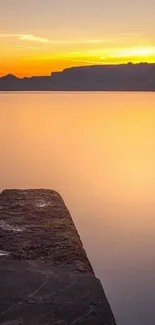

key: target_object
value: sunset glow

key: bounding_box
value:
[0,0,155,76]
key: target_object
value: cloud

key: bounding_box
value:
[0,33,119,45]
[9,44,37,50]
[0,34,50,43]
[0,33,149,49]
[19,34,50,43]
[74,59,105,64]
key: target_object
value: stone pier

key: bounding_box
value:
[0,189,116,325]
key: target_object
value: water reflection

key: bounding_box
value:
[0,92,155,325]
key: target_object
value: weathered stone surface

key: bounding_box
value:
[0,189,116,325]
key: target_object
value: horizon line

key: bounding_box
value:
[1,61,155,79]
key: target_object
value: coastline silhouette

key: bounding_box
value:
[0,63,155,91]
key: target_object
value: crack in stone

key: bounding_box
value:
[0,189,116,325]
[28,274,50,299]
[71,305,94,325]
[0,275,50,317]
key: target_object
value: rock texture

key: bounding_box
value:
[0,189,116,325]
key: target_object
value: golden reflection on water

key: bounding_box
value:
[0,92,155,325]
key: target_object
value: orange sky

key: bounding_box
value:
[1,38,155,77]
[1,1,155,77]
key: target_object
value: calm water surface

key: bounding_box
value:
[1,92,155,325]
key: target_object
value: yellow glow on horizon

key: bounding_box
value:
[0,40,155,77]
[106,47,155,58]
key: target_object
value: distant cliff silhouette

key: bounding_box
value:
[0,63,155,91]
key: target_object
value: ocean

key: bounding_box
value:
[1,91,155,325]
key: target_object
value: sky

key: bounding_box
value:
[0,0,155,76]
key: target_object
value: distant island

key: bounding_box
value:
[0,63,155,91]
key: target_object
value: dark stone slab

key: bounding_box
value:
[0,189,116,325]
